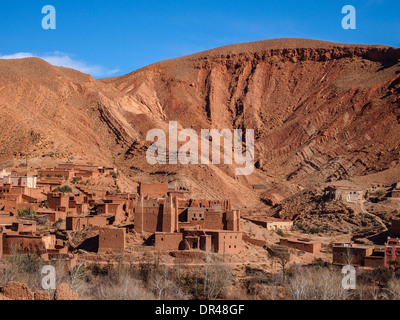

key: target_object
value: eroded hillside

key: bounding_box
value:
[1,38,400,207]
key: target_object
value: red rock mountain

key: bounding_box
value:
[1,38,400,206]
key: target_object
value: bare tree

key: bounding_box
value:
[203,253,232,300]
[286,266,349,300]
[150,265,170,300]
[267,246,291,275]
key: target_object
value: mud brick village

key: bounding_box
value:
[0,157,400,300]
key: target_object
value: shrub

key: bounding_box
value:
[276,228,285,237]
[53,218,64,227]
[309,227,320,234]
[52,185,73,194]
[17,209,30,217]
[295,223,304,231]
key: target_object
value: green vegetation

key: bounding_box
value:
[38,200,48,209]
[53,218,64,227]
[276,228,285,237]
[295,222,304,231]
[376,189,386,197]
[17,209,35,217]
[52,185,73,194]
[309,227,320,234]
[294,223,320,234]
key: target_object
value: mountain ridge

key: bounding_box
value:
[1,38,399,207]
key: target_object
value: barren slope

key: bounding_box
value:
[107,38,400,187]
[0,58,140,163]
[1,38,400,207]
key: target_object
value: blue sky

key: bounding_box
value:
[0,0,398,78]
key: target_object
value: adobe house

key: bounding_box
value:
[136,194,242,254]
[332,243,373,266]
[47,193,70,211]
[384,237,400,269]
[280,238,321,254]
[154,232,183,250]
[154,229,230,253]
[66,215,108,231]
[2,232,55,256]
[242,216,293,230]
[364,248,385,269]
[0,184,45,211]
[2,174,37,188]
[11,222,37,233]
[74,169,99,180]
[135,195,179,234]
[180,229,213,252]
[138,182,169,198]
[97,202,123,215]
[175,229,203,251]
[186,199,232,211]
[324,186,364,202]
[179,208,240,231]
[37,168,74,181]
[36,180,62,193]
[97,197,134,223]
[205,230,242,254]
[0,184,43,198]
[98,227,125,253]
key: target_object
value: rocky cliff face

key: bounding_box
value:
[1,39,400,206]
[108,39,400,187]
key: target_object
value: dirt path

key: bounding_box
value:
[360,200,387,230]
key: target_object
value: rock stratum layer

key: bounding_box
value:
[1,38,400,206]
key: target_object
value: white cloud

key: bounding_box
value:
[0,51,119,77]
[0,52,35,59]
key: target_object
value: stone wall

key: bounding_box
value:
[98,227,125,253]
